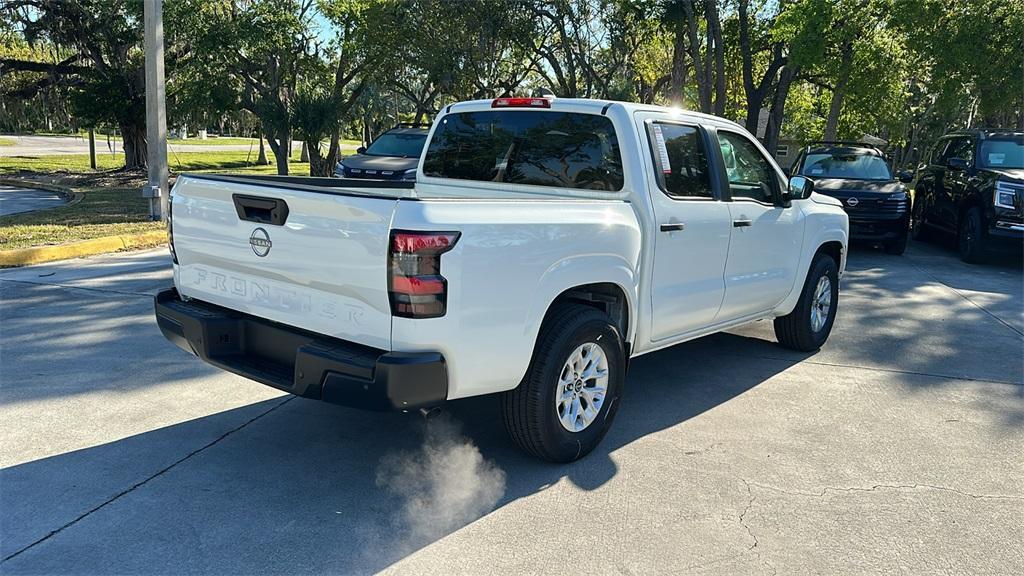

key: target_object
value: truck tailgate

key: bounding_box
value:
[169,175,398,350]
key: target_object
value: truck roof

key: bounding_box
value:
[443,97,745,132]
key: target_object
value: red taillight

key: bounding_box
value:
[491,97,551,108]
[389,230,460,318]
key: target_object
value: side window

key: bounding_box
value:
[648,122,712,198]
[717,131,778,204]
[947,137,974,164]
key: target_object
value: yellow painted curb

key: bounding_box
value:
[0,230,166,267]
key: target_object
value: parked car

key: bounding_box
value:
[333,123,429,180]
[155,97,848,462]
[911,130,1023,262]
[789,141,911,255]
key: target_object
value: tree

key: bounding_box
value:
[2,0,151,169]
[173,0,322,175]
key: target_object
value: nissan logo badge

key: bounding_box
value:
[846,197,859,207]
[249,227,272,257]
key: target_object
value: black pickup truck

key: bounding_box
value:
[790,142,912,255]
[911,130,1023,263]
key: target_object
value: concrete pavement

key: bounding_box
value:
[0,242,1021,574]
[0,185,67,216]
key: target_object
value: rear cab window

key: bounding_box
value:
[646,122,714,199]
[422,110,624,191]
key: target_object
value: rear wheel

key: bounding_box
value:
[502,304,625,462]
[957,206,987,263]
[774,253,839,352]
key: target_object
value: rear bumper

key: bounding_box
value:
[154,288,447,411]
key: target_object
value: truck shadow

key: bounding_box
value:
[0,332,803,574]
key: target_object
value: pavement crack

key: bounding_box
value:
[737,477,759,551]
[0,396,294,564]
[734,477,777,576]
[747,480,1023,501]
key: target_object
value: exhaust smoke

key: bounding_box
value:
[375,413,506,554]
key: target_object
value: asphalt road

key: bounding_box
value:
[0,185,67,216]
[0,241,1021,575]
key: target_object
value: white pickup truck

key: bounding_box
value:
[156,97,848,462]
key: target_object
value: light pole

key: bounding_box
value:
[143,0,168,221]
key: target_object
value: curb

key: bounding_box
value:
[0,230,166,267]
[0,177,84,207]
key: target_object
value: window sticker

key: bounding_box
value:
[652,124,672,174]
[988,153,1005,165]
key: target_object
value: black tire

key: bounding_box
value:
[957,206,987,263]
[910,197,931,241]
[883,229,908,255]
[502,304,625,463]
[774,253,839,352]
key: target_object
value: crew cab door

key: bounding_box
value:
[637,114,731,341]
[712,129,805,321]
[937,136,975,228]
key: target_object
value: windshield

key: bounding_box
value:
[979,138,1024,169]
[364,133,427,158]
[800,152,892,181]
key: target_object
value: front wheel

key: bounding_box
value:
[774,253,839,352]
[502,304,625,462]
[884,229,908,255]
[957,206,987,263]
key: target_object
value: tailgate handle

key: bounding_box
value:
[232,194,289,226]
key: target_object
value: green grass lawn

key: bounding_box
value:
[0,137,15,146]
[0,186,165,250]
[0,150,303,175]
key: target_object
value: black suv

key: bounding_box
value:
[334,124,429,180]
[790,142,912,254]
[912,130,1023,262]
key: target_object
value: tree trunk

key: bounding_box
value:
[681,0,710,113]
[266,129,290,175]
[257,134,269,165]
[300,141,309,163]
[766,64,797,159]
[120,122,148,170]
[706,1,726,116]
[669,24,687,105]
[824,43,853,141]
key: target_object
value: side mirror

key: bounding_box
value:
[356,146,367,154]
[786,175,815,202]
[897,170,913,183]
[946,157,968,171]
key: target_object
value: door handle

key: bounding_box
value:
[660,222,686,232]
[232,194,289,226]
[733,219,752,227]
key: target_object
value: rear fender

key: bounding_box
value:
[525,256,639,357]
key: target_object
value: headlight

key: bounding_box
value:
[994,181,1019,210]
[401,168,417,181]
